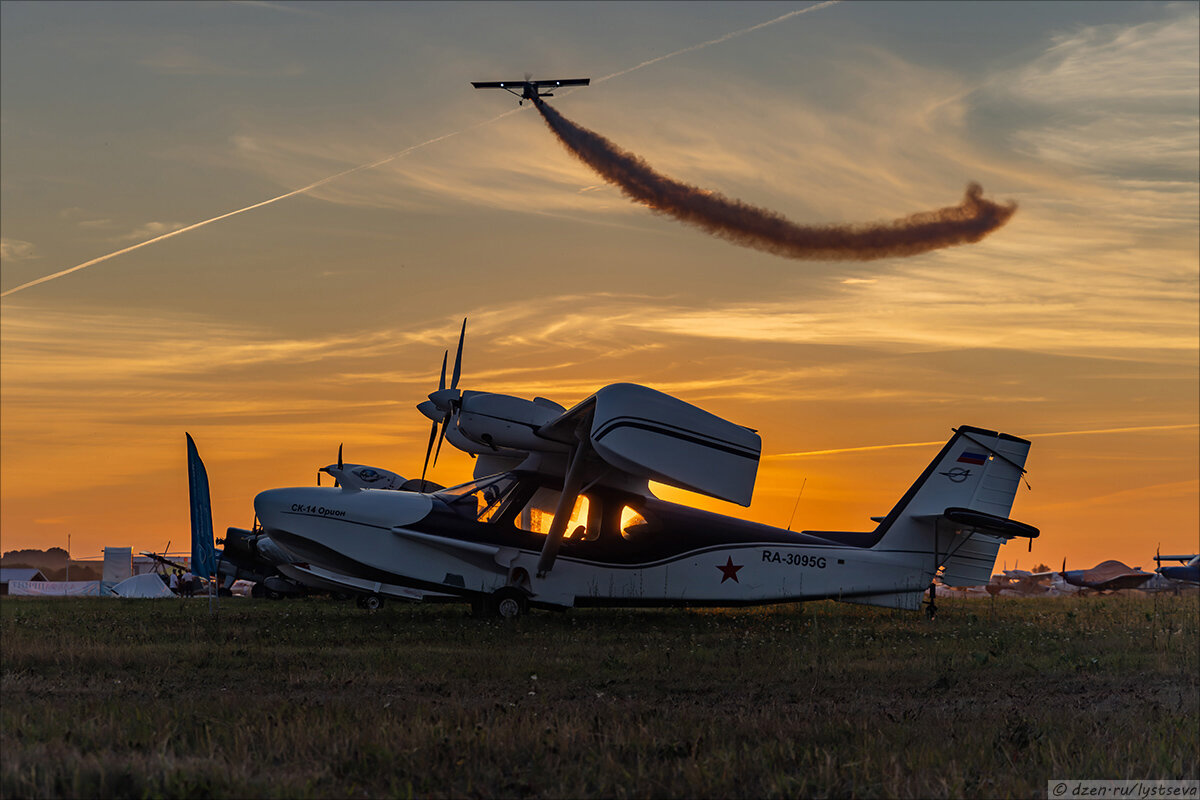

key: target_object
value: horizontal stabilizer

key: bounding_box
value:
[914,507,1039,539]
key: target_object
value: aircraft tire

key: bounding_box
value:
[363,594,383,611]
[491,587,527,619]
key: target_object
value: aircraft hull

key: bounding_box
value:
[256,485,938,611]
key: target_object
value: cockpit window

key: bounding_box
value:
[434,475,519,521]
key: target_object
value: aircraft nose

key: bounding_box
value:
[253,488,300,531]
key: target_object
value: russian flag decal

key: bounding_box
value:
[957,451,988,465]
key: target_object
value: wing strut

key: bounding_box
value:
[536,440,588,578]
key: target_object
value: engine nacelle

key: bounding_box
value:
[455,393,569,455]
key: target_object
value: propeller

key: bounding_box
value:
[419,319,466,483]
[318,443,345,487]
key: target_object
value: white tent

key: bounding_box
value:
[110,573,174,598]
[8,580,100,596]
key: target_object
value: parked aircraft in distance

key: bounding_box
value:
[253,320,1039,618]
[1154,553,1199,586]
[1055,559,1154,593]
[471,76,589,105]
[982,567,1055,596]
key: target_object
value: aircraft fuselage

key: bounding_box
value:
[255,474,938,610]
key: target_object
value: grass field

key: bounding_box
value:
[2,593,1197,798]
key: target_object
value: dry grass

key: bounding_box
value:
[2,593,1197,798]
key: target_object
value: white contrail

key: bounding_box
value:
[1,113,518,299]
[2,2,840,299]
[594,1,842,85]
[766,423,1199,459]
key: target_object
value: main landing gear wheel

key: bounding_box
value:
[357,594,383,611]
[491,587,528,619]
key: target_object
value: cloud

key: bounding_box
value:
[139,44,305,77]
[114,221,187,243]
[0,239,38,262]
[999,7,1199,178]
[231,0,330,18]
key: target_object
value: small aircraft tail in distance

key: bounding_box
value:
[471,77,589,105]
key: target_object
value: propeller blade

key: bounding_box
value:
[420,420,438,482]
[338,443,343,470]
[433,416,449,468]
[450,318,466,390]
[438,350,447,392]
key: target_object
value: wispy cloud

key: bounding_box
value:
[114,221,187,243]
[0,239,38,262]
[139,45,305,77]
[1000,7,1199,178]
[231,0,329,18]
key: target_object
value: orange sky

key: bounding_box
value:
[2,2,1197,571]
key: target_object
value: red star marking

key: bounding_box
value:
[717,556,743,583]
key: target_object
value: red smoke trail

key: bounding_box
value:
[534,100,1016,260]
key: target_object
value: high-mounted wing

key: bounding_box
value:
[533,383,761,576]
[471,78,590,103]
[537,383,761,506]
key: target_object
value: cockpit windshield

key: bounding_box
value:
[433,475,520,522]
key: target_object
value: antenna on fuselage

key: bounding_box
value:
[785,478,807,531]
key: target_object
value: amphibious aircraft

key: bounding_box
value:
[253,322,1039,618]
[471,76,589,105]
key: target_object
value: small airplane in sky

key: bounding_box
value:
[1154,553,1199,586]
[1054,559,1154,593]
[471,76,590,105]
[252,320,1039,618]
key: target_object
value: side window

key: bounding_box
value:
[516,488,590,539]
[620,506,649,540]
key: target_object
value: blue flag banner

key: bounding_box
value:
[186,433,218,578]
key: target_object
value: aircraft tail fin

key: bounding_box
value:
[871,426,1037,587]
[186,433,219,579]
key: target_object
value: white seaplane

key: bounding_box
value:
[254,322,1039,618]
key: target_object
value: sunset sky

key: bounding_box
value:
[2,1,1196,571]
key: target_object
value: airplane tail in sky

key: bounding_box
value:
[871,426,1037,589]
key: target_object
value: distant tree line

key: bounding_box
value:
[1,547,101,581]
